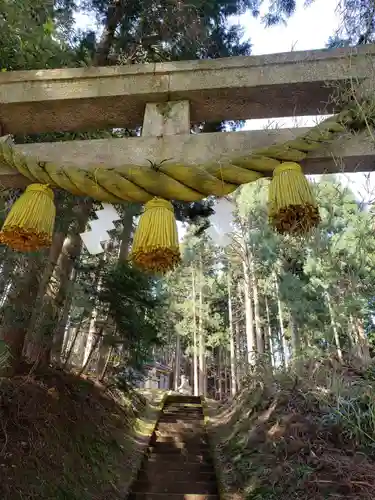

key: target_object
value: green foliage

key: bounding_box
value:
[0,0,77,70]
[76,261,172,372]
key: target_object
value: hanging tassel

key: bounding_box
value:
[268,162,320,235]
[0,184,55,252]
[130,197,180,274]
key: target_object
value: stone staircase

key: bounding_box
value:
[128,395,219,499]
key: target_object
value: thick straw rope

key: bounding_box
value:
[0,109,354,202]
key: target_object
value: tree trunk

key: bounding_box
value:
[265,295,275,367]
[52,266,78,362]
[0,254,45,375]
[354,316,370,365]
[118,206,139,261]
[192,267,199,396]
[94,0,128,66]
[82,303,101,370]
[0,248,14,306]
[224,350,228,397]
[98,346,113,381]
[326,291,343,362]
[250,255,264,355]
[218,347,223,400]
[289,311,301,359]
[174,333,181,390]
[63,312,85,368]
[235,320,241,390]
[198,260,206,396]
[274,274,288,367]
[242,259,255,365]
[31,201,92,364]
[79,331,101,376]
[24,231,66,351]
[348,314,358,348]
[227,270,237,396]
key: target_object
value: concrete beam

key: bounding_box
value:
[0,44,375,135]
[0,128,373,189]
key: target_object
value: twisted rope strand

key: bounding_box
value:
[0,109,353,202]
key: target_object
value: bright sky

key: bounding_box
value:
[74,0,375,204]
[236,0,339,132]
[233,0,374,202]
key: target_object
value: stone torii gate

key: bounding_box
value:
[0,44,374,272]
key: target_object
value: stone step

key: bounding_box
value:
[155,423,205,431]
[164,402,202,407]
[158,416,203,423]
[155,430,206,437]
[140,461,215,474]
[163,412,203,416]
[157,419,204,425]
[160,412,204,422]
[152,440,209,447]
[160,411,203,416]
[149,443,210,456]
[128,494,219,500]
[164,401,202,406]
[163,410,203,415]
[164,396,202,404]
[155,427,205,435]
[131,479,218,495]
[139,467,216,482]
[128,395,217,500]
[154,435,208,445]
[147,454,213,466]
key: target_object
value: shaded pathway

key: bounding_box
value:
[128,395,219,499]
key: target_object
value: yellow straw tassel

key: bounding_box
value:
[268,162,321,235]
[0,184,55,252]
[130,197,181,274]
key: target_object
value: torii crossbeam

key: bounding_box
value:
[0,44,374,271]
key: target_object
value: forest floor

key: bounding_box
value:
[207,357,375,500]
[0,368,165,500]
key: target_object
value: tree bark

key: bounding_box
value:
[31,201,92,365]
[198,259,206,396]
[79,331,101,376]
[94,0,128,66]
[98,345,114,381]
[63,312,85,368]
[52,266,78,361]
[174,333,181,390]
[218,347,223,400]
[24,231,66,350]
[326,291,343,362]
[235,320,241,390]
[274,274,288,367]
[0,248,14,307]
[354,316,370,365]
[0,254,44,375]
[289,311,301,359]
[242,259,255,365]
[192,267,199,396]
[224,350,228,397]
[265,295,275,367]
[227,270,237,396]
[250,255,264,355]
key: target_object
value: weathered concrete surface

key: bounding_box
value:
[0,128,373,189]
[0,44,374,134]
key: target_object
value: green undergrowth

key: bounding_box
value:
[0,369,165,500]
[207,357,375,500]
